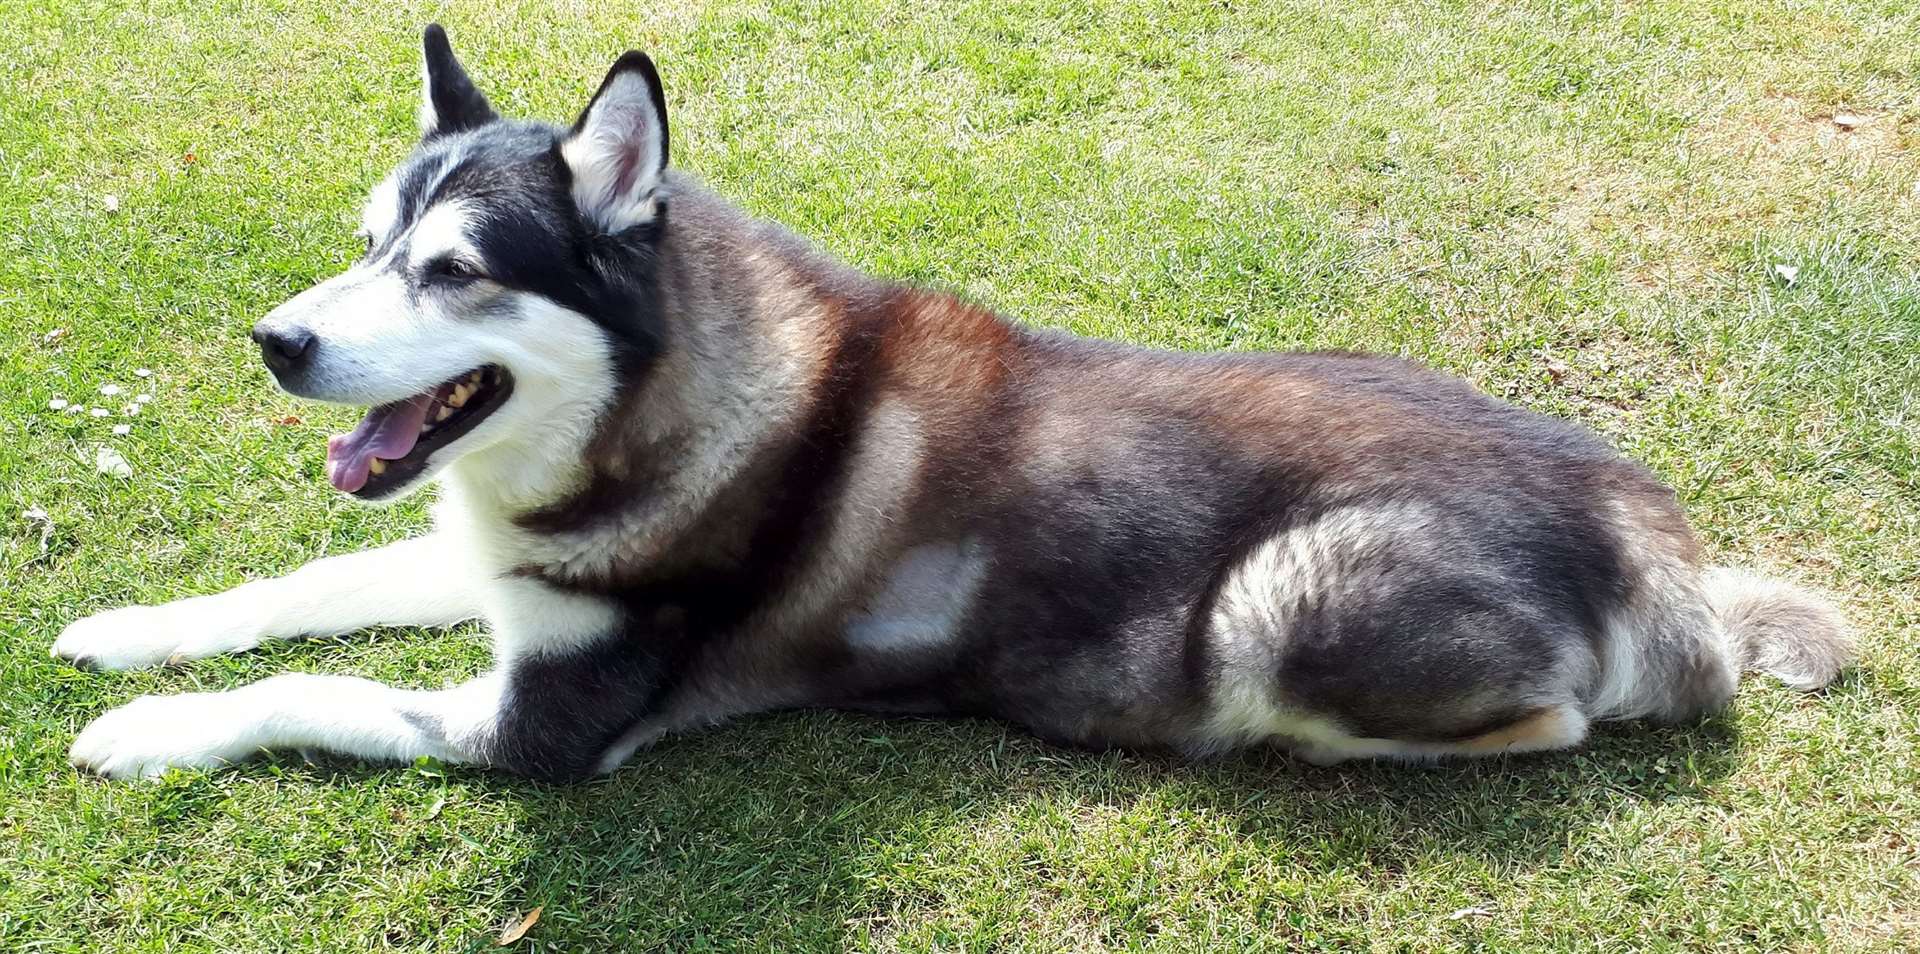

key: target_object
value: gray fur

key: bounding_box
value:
[1703,568,1854,691]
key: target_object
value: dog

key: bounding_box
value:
[55,26,1854,781]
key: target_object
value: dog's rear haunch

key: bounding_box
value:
[56,27,1852,781]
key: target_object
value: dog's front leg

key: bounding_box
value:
[68,671,509,779]
[70,582,670,781]
[53,533,480,670]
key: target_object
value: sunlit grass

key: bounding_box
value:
[2,0,1915,950]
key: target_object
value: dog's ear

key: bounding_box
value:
[419,24,497,138]
[561,52,670,233]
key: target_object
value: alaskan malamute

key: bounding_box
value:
[57,26,1853,780]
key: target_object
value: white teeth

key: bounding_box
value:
[368,458,387,475]
[468,371,482,384]
[434,405,453,422]
[448,383,474,408]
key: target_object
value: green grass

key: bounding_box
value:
[3,0,1917,949]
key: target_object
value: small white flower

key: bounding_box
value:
[64,403,85,414]
[1771,263,1801,286]
[90,407,110,417]
[93,446,132,478]
[134,368,152,378]
[48,398,69,411]
[99,383,122,396]
[125,403,142,416]
[112,423,131,435]
[135,393,153,403]
[102,194,120,212]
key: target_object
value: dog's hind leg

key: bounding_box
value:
[53,533,480,670]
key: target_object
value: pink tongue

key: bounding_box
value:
[325,394,434,493]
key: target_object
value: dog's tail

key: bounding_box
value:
[1702,567,1854,691]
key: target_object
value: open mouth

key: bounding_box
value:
[325,365,513,497]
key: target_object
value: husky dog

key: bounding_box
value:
[56,27,1853,781]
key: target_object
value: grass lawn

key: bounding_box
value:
[3,0,1917,949]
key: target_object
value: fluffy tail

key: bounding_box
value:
[1702,568,1855,691]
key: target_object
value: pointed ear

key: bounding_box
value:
[561,52,670,233]
[419,24,497,138]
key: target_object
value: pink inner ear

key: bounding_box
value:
[593,99,656,202]
[611,143,643,197]
[568,83,663,223]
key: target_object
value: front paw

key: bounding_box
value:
[53,601,260,670]
[70,693,256,779]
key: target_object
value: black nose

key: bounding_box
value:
[252,324,316,373]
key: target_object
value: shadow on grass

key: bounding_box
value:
[467,710,1743,949]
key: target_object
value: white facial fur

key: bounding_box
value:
[439,295,619,508]
[257,198,493,404]
[256,185,619,503]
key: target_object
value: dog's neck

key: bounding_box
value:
[439,183,875,584]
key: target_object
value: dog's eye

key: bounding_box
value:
[427,257,484,284]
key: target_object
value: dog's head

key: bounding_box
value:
[252,25,669,502]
